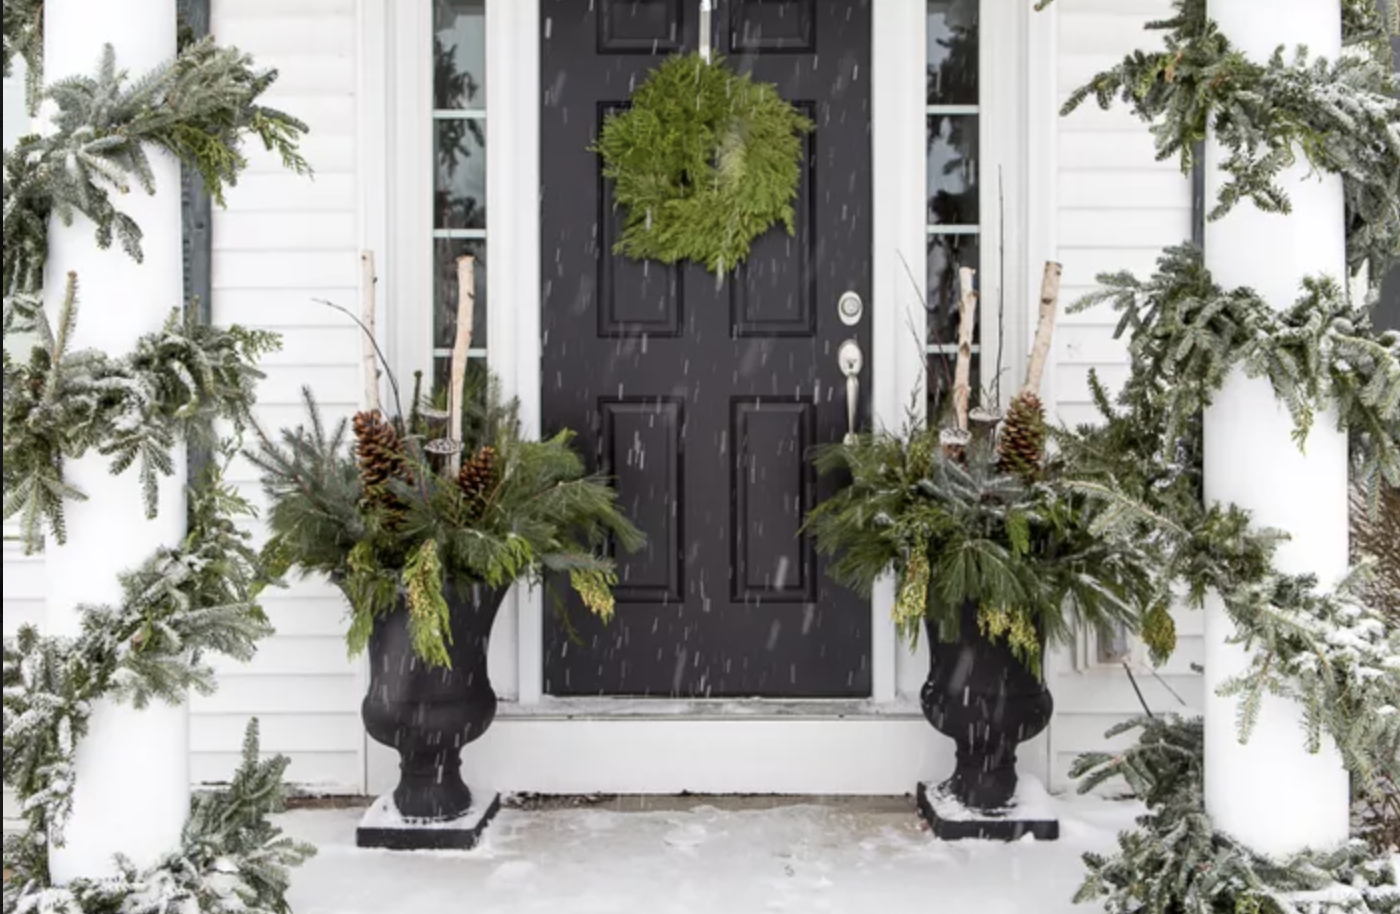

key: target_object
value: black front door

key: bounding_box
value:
[541,0,873,697]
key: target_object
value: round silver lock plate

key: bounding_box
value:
[838,292,863,326]
[838,339,864,376]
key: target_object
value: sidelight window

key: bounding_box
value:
[926,0,981,417]
[431,0,488,390]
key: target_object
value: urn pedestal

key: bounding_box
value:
[356,580,507,850]
[918,601,1059,841]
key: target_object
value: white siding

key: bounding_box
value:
[1046,0,1205,792]
[204,0,365,793]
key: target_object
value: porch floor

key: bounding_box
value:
[281,785,1139,913]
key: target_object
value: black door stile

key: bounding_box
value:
[541,0,874,698]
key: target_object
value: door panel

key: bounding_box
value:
[541,0,873,697]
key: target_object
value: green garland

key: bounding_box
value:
[1070,717,1399,914]
[594,53,814,275]
[1072,244,1400,498]
[3,721,315,914]
[3,40,309,298]
[2,27,314,914]
[1029,2,1400,909]
[3,278,281,550]
[1047,0,1400,284]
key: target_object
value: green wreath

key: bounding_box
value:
[595,53,814,275]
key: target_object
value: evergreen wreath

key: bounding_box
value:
[1,18,314,913]
[594,52,814,275]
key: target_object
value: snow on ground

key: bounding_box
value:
[281,789,1140,914]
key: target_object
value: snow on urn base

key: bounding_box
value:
[917,777,1061,842]
[356,581,508,850]
[919,602,1057,841]
[357,791,503,851]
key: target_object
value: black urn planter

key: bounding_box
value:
[918,600,1060,841]
[356,579,507,850]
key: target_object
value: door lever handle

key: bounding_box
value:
[838,339,864,445]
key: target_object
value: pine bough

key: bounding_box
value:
[1073,717,1399,914]
[2,19,313,912]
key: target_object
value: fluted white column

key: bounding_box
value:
[1202,0,1352,858]
[42,0,187,882]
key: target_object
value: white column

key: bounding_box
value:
[42,0,187,882]
[1202,0,1351,858]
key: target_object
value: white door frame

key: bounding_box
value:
[359,0,1052,795]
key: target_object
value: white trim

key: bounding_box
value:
[386,0,435,391]
[374,0,1035,720]
[872,0,928,703]
[354,0,391,797]
[1025,0,1058,787]
[1025,0,1059,414]
[492,0,544,705]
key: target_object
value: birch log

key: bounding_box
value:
[448,255,477,473]
[1024,261,1062,397]
[360,251,380,413]
[952,266,979,433]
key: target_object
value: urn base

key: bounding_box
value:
[916,780,1060,842]
[356,791,503,851]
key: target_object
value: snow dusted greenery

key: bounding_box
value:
[1071,717,1399,914]
[3,721,315,914]
[1038,0,1400,284]
[250,380,644,668]
[1028,1,1400,910]
[2,13,313,913]
[1072,244,1400,502]
[3,38,309,299]
[3,277,279,550]
[805,425,1168,676]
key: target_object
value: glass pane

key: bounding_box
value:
[434,239,488,350]
[434,0,486,110]
[927,352,980,425]
[927,0,979,106]
[928,115,979,225]
[435,121,487,229]
[433,356,489,409]
[927,232,980,349]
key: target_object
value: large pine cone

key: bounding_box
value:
[457,445,499,522]
[353,410,412,516]
[997,392,1047,480]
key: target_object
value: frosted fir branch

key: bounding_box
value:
[2,277,281,551]
[1,456,275,846]
[3,722,314,914]
[1053,0,1400,284]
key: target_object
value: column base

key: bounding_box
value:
[916,780,1060,842]
[356,790,502,851]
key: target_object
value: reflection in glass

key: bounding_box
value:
[927,233,980,349]
[435,0,486,110]
[927,352,980,424]
[434,240,488,350]
[928,115,979,225]
[927,0,978,106]
[435,122,487,229]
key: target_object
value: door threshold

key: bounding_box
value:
[498,697,924,721]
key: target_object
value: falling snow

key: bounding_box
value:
[281,790,1142,914]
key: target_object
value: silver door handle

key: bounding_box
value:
[838,339,863,445]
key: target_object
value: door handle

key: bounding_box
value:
[838,339,863,445]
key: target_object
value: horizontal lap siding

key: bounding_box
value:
[204,0,363,793]
[1047,0,1204,793]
